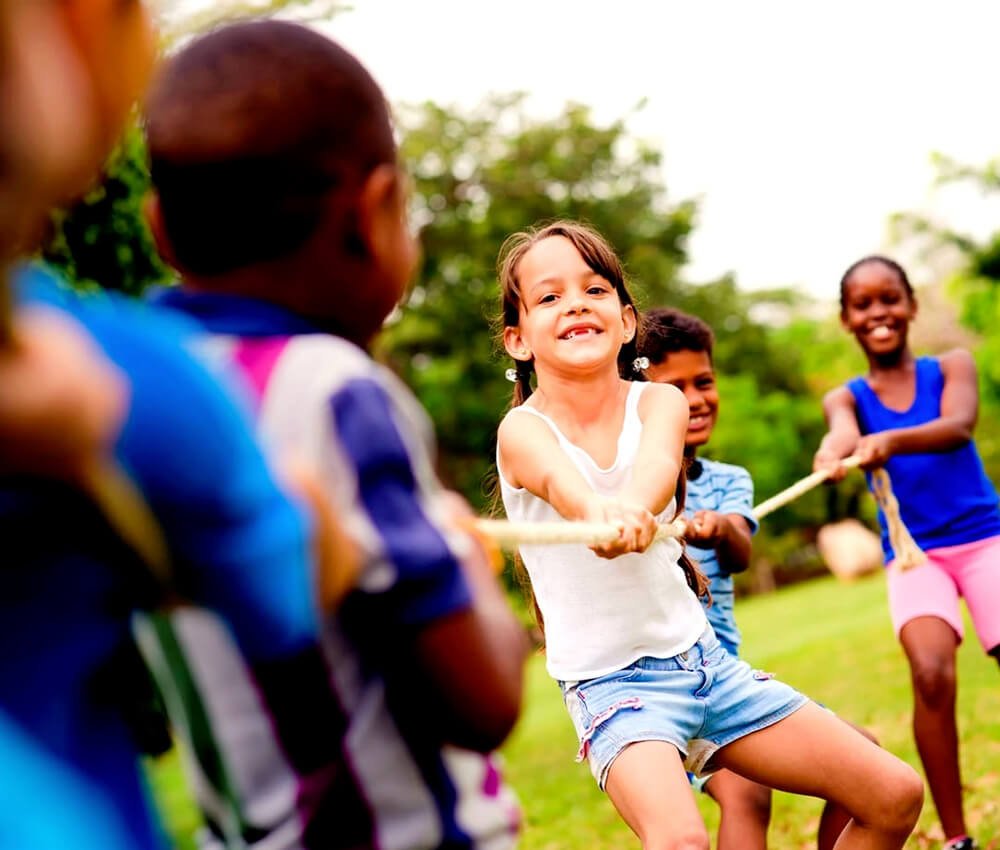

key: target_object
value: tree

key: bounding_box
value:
[891,152,1000,478]
[42,124,172,295]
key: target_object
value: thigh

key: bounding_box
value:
[887,558,963,642]
[711,701,913,813]
[703,768,771,812]
[948,536,1000,652]
[605,740,706,845]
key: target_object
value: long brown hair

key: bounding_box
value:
[493,220,709,630]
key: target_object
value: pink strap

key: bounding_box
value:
[231,337,290,410]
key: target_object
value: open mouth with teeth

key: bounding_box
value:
[869,325,894,341]
[560,326,601,340]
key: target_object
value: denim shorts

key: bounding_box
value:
[560,627,809,789]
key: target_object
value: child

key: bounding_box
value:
[640,307,871,850]
[2,4,348,847]
[143,21,528,850]
[496,220,922,850]
[814,255,1000,850]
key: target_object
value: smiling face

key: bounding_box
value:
[503,235,636,377]
[645,349,719,449]
[840,260,916,360]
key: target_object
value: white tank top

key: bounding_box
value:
[498,381,708,682]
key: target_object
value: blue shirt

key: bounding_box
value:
[685,458,758,656]
[3,266,319,848]
[848,356,1000,561]
[0,710,139,850]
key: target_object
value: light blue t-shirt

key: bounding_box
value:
[685,458,758,656]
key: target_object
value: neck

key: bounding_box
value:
[867,346,914,375]
[532,364,623,422]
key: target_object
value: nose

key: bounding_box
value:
[685,387,705,410]
[564,291,589,314]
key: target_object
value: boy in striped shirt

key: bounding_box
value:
[141,20,528,850]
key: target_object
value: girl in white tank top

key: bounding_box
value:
[493,221,923,849]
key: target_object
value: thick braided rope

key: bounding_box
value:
[471,516,687,551]
[475,455,925,572]
[752,455,925,572]
[751,456,863,521]
[869,468,926,571]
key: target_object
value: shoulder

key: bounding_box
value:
[822,383,857,411]
[498,404,550,448]
[936,348,977,379]
[700,458,752,485]
[636,380,687,417]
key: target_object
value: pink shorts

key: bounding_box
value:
[886,535,1000,652]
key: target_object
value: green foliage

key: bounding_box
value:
[383,95,695,504]
[891,152,1000,481]
[42,124,172,295]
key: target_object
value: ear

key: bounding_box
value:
[357,162,404,263]
[503,326,531,361]
[143,192,179,271]
[621,303,637,342]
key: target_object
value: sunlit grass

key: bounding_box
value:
[149,573,1000,849]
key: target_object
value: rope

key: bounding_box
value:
[870,468,926,571]
[475,455,925,572]
[471,516,687,551]
[751,456,863,521]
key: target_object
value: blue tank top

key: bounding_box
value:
[847,356,1000,561]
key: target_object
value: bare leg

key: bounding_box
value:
[899,616,964,840]
[713,701,923,849]
[816,722,881,850]
[703,768,771,850]
[604,741,709,850]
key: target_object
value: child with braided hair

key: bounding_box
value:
[495,220,922,850]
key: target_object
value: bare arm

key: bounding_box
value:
[498,407,658,558]
[415,514,530,751]
[848,351,978,469]
[686,511,752,573]
[619,382,689,516]
[879,349,977,454]
[813,385,862,480]
[333,380,527,752]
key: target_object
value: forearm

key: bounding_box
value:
[882,418,973,455]
[715,518,752,573]
[817,428,859,459]
[620,456,681,515]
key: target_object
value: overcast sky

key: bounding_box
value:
[317,0,1000,300]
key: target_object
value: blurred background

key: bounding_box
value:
[45,0,1000,595]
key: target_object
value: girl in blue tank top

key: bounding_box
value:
[814,255,1000,850]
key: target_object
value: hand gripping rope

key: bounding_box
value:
[473,456,926,572]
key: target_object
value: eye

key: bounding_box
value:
[538,293,558,304]
[587,284,608,295]
[696,377,715,390]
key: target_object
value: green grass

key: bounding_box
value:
[149,574,1000,849]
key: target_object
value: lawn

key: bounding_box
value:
[149,573,1000,849]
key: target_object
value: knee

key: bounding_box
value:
[874,764,924,835]
[725,783,772,828]
[643,827,710,850]
[910,655,956,705]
